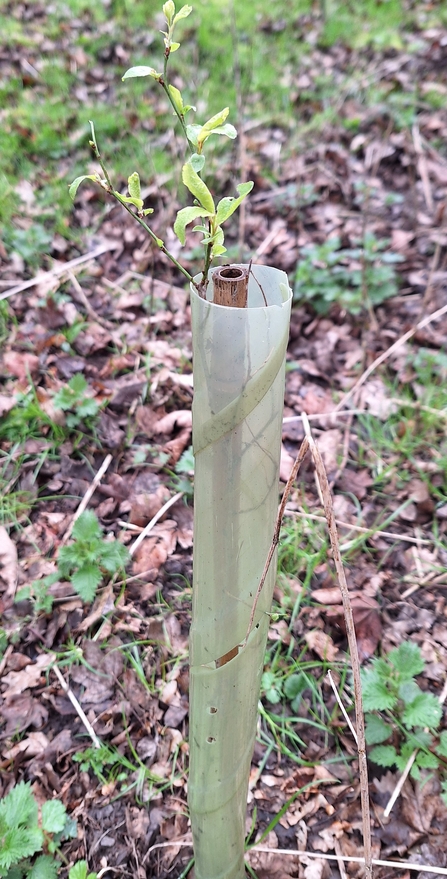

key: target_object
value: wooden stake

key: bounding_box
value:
[212,265,249,307]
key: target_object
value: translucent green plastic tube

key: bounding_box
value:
[189,266,292,879]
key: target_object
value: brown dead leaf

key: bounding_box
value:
[0,394,17,416]
[153,409,192,435]
[2,731,49,761]
[401,776,442,834]
[305,630,338,661]
[1,693,48,734]
[129,485,171,527]
[337,468,373,500]
[315,430,341,475]
[325,593,381,660]
[3,350,39,382]
[1,653,54,698]
[132,521,177,577]
[359,378,396,419]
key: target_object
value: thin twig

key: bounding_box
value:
[52,664,101,748]
[249,847,447,875]
[327,670,358,744]
[334,300,447,412]
[284,508,432,546]
[60,454,113,546]
[142,838,447,875]
[67,270,115,331]
[0,242,118,302]
[302,413,372,879]
[129,491,183,557]
[242,438,310,646]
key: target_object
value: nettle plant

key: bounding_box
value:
[0,781,91,879]
[70,1,253,290]
[294,233,403,316]
[362,641,447,794]
[17,510,129,611]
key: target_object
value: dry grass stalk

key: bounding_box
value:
[245,415,373,877]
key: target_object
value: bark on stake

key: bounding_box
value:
[212,265,249,308]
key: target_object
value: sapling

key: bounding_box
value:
[70,6,292,878]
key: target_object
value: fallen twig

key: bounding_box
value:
[60,454,113,546]
[52,664,101,749]
[0,242,118,302]
[284,507,433,546]
[142,838,447,875]
[335,300,447,412]
[129,491,184,557]
[327,670,358,744]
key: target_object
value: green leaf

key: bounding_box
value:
[114,191,143,209]
[69,176,97,201]
[361,670,396,712]
[122,66,161,81]
[173,4,192,24]
[185,124,201,147]
[388,642,425,679]
[168,84,184,116]
[369,744,398,768]
[284,672,312,702]
[41,799,67,834]
[69,861,97,879]
[190,153,205,173]
[436,730,447,758]
[197,107,229,142]
[0,782,37,830]
[71,564,102,603]
[365,713,393,745]
[0,827,43,870]
[127,172,143,209]
[402,692,442,730]
[398,679,422,706]
[163,0,175,23]
[71,510,102,543]
[174,205,213,245]
[28,854,59,879]
[77,399,99,418]
[215,181,254,225]
[181,163,215,213]
[415,751,439,770]
[99,541,129,574]
[202,123,237,141]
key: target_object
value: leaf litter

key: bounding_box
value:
[1,3,447,878]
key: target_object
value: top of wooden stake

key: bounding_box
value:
[212,265,249,308]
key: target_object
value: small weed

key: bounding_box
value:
[73,741,172,800]
[53,374,101,430]
[167,445,195,496]
[56,510,129,601]
[3,224,53,271]
[294,233,403,316]
[17,510,129,608]
[0,781,78,879]
[362,642,447,786]
[0,389,65,445]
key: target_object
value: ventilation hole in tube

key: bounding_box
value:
[207,736,216,744]
[209,706,218,714]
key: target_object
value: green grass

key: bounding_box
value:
[1,0,437,270]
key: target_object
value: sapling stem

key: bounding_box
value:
[88,130,195,284]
